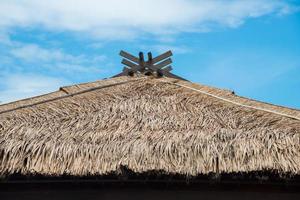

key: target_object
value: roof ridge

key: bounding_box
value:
[1,76,299,120]
[160,78,300,121]
[0,77,146,115]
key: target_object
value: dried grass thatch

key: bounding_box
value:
[0,75,300,178]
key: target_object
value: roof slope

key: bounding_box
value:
[0,76,300,177]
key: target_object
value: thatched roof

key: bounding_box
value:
[0,75,300,178]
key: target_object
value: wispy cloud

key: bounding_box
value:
[0,34,109,76]
[10,43,106,71]
[10,44,72,62]
[0,0,297,39]
[0,37,111,103]
[0,74,70,104]
[0,49,109,104]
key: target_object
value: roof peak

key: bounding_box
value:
[112,50,188,81]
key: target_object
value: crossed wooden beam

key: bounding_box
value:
[112,50,187,81]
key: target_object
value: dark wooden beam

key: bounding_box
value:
[152,51,172,64]
[120,50,139,63]
[147,52,153,61]
[113,50,189,81]
[153,58,172,69]
[161,65,172,72]
[121,59,140,71]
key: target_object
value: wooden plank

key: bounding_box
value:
[121,59,140,71]
[161,65,172,72]
[139,52,144,62]
[147,52,153,61]
[152,51,172,64]
[123,67,135,76]
[153,58,172,69]
[120,51,139,63]
[122,67,131,73]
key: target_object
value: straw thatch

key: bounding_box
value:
[0,75,300,178]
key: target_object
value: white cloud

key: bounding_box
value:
[0,41,110,103]
[8,43,106,73]
[10,44,103,63]
[0,74,70,104]
[10,44,67,62]
[0,30,12,45]
[0,0,297,39]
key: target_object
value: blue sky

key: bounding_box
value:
[0,0,299,109]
